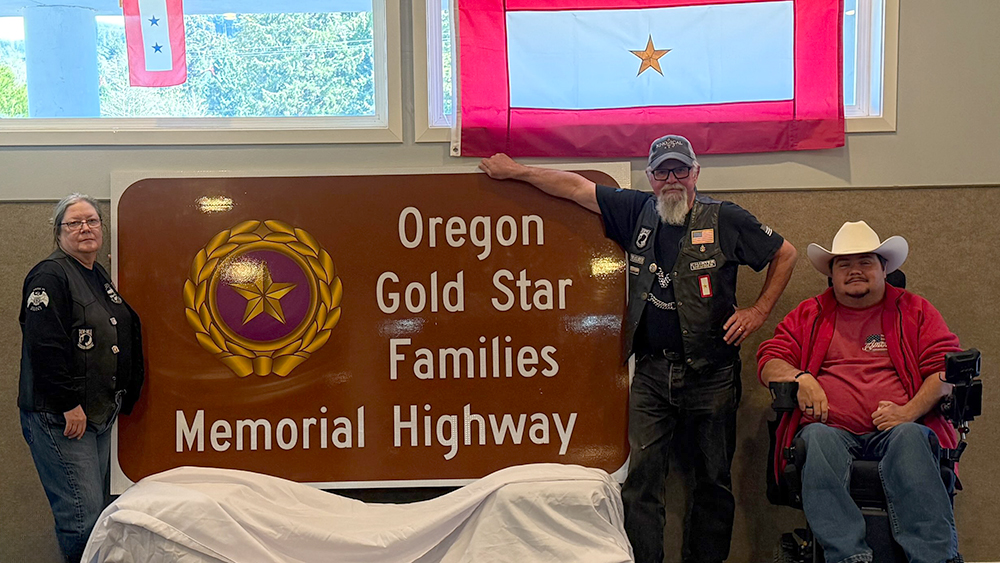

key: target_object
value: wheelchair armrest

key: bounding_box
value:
[769,381,800,413]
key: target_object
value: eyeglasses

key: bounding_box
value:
[650,166,692,181]
[60,218,101,231]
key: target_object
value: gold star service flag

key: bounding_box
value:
[453,0,844,157]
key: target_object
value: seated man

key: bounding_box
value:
[757,221,962,563]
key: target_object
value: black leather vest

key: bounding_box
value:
[624,194,739,371]
[19,250,121,425]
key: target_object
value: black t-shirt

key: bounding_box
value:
[595,185,783,355]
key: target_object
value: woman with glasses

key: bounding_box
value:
[17,193,144,563]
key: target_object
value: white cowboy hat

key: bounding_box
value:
[806,221,908,277]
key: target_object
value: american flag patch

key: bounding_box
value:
[691,229,715,245]
[863,334,888,352]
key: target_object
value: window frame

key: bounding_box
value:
[845,0,898,133]
[0,1,403,146]
[412,0,452,142]
[417,0,899,138]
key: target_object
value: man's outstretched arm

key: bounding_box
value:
[479,153,601,214]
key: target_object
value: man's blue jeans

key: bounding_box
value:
[20,408,116,563]
[621,355,741,563]
[797,422,958,563]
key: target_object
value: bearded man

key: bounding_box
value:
[479,135,797,563]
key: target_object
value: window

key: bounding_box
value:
[0,1,402,145]
[417,0,898,139]
[844,0,897,132]
[412,0,453,142]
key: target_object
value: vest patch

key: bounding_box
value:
[691,229,714,244]
[636,227,652,249]
[629,265,640,275]
[690,259,717,271]
[629,253,645,265]
[105,283,122,304]
[698,275,713,298]
[77,328,95,350]
[26,287,49,311]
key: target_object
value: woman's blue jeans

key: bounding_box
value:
[20,408,116,563]
[797,422,958,563]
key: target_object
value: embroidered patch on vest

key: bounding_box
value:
[690,259,717,271]
[636,227,652,249]
[698,275,713,298]
[629,265,640,275]
[105,283,123,304]
[77,328,95,350]
[629,253,645,265]
[691,229,714,244]
[26,287,49,311]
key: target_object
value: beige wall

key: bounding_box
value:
[2,1,1000,561]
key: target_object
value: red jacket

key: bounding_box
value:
[757,285,960,476]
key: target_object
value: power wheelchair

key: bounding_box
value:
[765,348,982,563]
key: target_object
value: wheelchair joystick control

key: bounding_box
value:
[940,349,983,445]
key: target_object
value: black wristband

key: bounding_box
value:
[794,371,810,380]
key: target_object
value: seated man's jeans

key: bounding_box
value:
[797,422,958,563]
[621,355,740,563]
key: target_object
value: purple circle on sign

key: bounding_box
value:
[215,250,311,342]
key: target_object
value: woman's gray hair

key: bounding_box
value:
[51,193,103,248]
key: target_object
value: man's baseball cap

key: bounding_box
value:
[647,135,697,170]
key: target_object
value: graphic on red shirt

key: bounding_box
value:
[862,333,887,352]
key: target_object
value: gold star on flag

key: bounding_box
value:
[630,35,671,76]
[230,262,297,325]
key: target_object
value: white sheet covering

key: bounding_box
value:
[82,464,634,563]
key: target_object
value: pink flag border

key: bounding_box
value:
[124,0,188,88]
[457,0,844,156]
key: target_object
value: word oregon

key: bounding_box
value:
[397,206,544,261]
[175,407,365,453]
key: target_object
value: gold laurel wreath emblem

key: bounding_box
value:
[183,220,342,377]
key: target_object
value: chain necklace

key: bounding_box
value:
[650,267,675,310]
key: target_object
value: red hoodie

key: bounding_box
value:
[757,285,960,477]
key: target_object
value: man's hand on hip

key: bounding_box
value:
[723,305,767,345]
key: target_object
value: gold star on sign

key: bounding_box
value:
[230,262,297,325]
[630,35,671,76]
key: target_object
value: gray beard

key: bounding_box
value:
[656,192,689,226]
